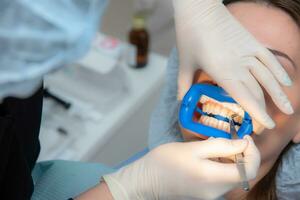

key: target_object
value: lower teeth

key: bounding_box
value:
[199,115,241,133]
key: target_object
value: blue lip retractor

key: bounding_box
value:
[179,84,253,139]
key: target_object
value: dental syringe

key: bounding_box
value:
[230,115,250,191]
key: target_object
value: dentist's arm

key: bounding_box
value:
[76,136,260,200]
[174,0,293,129]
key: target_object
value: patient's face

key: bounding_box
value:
[181,0,300,184]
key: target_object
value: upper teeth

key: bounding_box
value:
[200,95,244,117]
[199,95,245,133]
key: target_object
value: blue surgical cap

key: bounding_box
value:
[0,0,108,98]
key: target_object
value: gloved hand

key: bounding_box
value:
[173,0,293,129]
[103,136,260,200]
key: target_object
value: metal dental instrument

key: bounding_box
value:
[230,114,250,191]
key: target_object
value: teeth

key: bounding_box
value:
[207,118,213,127]
[211,118,219,127]
[200,95,245,117]
[222,103,245,118]
[224,123,230,133]
[220,108,227,118]
[215,105,221,114]
[235,116,243,124]
[219,121,227,132]
[199,95,244,133]
[199,115,232,134]
[200,95,244,119]
[199,116,204,123]
[200,95,214,104]
[228,110,235,118]
[206,102,213,112]
[203,104,208,113]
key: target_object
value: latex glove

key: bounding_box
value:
[103,136,260,200]
[173,0,294,129]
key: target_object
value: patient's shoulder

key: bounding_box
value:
[276,144,300,198]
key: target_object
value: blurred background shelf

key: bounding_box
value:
[39,34,167,166]
[39,0,174,166]
[101,0,175,56]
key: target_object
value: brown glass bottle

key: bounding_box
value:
[129,16,149,68]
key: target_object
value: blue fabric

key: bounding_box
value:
[276,144,300,199]
[148,48,183,150]
[32,160,115,200]
[148,48,300,199]
[114,148,149,169]
[31,149,149,200]
[0,0,108,99]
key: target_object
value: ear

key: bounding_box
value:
[292,131,300,143]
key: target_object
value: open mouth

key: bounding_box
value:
[194,95,245,134]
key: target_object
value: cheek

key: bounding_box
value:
[283,79,300,111]
[180,126,207,141]
[194,70,216,84]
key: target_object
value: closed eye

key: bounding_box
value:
[268,48,297,70]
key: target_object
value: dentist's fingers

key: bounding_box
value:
[240,69,265,102]
[221,79,275,129]
[249,58,294,115]
[199,159,244,183]
[193,138,248,159]
[197,136,260,183]
[243,135,261,180]
[257,48,292,86]
[178,65,194,100]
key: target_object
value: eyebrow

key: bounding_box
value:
[268,48,297,70]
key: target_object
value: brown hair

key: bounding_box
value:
[223,0,300,199]
[246,142,293,200]
[223,0,300,26]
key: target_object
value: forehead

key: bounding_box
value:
[227,2,300,67]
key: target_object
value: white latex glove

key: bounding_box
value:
[173,0,294,129]
[103,136,260,200]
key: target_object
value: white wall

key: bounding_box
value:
[101,0,175,56]
[93,0,174,165]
